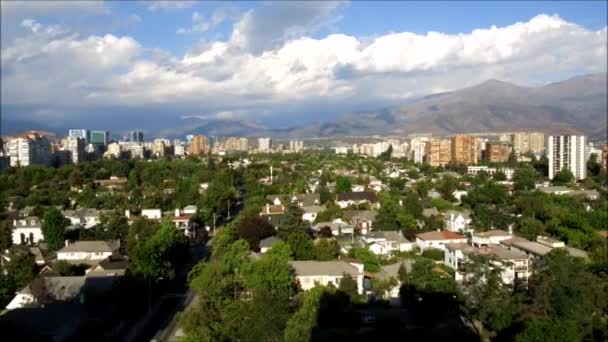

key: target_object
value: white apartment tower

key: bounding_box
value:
[8,133,52,167]
[258,137,272,151]
[548,135,586,180]
[289,140,304,152]
[66,136,86,164]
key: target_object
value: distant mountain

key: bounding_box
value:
[288,72,607,138]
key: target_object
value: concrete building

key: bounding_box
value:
[65,137,86,164]
[425,138,451,167]
[258,137,272,151]
[289,261,365,294]
[12,217,43,245]
[486,142,511,163]
[289,140,304,152]
[410,137,430,163]
[512,131,544,156]
[467,166,515,180]
[8,132,52,167]
[451,135,479,165]
[68,129,90,143]
[129,131,144,143]
[223,137,248,151]
[174,140,186,156]
[548,135,586,180]
[189,135,209,155]
[104,143,122,159]
[152,139,168,157]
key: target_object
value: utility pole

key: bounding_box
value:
[213,212,216,236]
[233,268,238,300]
[227,200,231,220]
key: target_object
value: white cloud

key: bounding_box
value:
[1,13,606,124]
[176,11,210,34]
[142,1,198,11]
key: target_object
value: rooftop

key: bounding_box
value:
[473,229,511,238]
[336,192,378,202]
[58,240,119,254]
[417,230,466,241]
[289,260,361,277]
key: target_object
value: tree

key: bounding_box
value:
[7,248,36,288]
[587,153,601,177]
[278,205,309,239]
[515,318,580,342]
[242,246,295,297]
[126,218,159,256]
[236,215,276,251]
[517,217,545,241]
[338,273,359,300]
[552,169,574,185]
[421,248,444,261]
[314,239,339,261]
[513,167,537,191]
[41,208,69,251]
[379,145,393,161]
[130,220,181,280]
[0,219,12,250]
[350,247,380,272]
[97,211,129,241]
[53,260,79,276]
[493,171,507,181]
[397,263,408,283]
[335,176,352,194]
[287,232,315,260]
[318,226,333,238]
[211,224,239,257]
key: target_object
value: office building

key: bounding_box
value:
[512,132,544,156]
[548,135,586,180]
[69,129,90,143]
[451,135,479,165]
[486,142,511,163]
[258,137,272,151]
[129,131,144,143]
[8,132,52,167]
[189,135,209,155]
[90,131,109,147]
[105,143,122,159]
[425,138,451,167]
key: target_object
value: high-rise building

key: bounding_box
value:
[486,142,511,163]
[239,138,249,151]
[105,142,122,159]
[425,138,451,167]
[129,131,144,143]
[152,139,168,157]
[512,132,545,156]
[69,129,90,143]
[258,137,272,151]
[603,144,608,170]
[224,137,246,151]
[65,136,86,164]
[174,141,186,156]
[8,132,52,167]
[451,135,479,165]
[548,135,586,180]
[90,131,109,147]
[189,135,209,155]
[410,137,430,163]
[289,140,304,152]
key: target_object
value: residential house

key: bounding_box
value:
[415,231,467,251]
[57,240,119,265]
[12,217,43,245]
[421,207,440,218]
[259,236,282,253]
[374,260,413,305]
[444,210,472,233]
[368,178,383,192]
[500,236,553,260]
[452,190,468,203]
[62,208,106,229]
[29,247,46,266]
[343,210,378,235]
[266,193,320,207]
[444,243,530,288]
[312,221,355,236]
[259,204,286,227]
[289,260,365,294]
[352,184,366,192]
[336,192,379,209]
[363,231,414,255]
[182,205,197,214]
[172,208,195,235]
[85,256,129,277]
[537,186,572,195]
[141,209,162,219]
[301,205,326,223]
[471,230,513,247]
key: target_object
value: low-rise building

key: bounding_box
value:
[471,230,512,247]
[415,231,467,251]
[12,217,43,245]
[266,193,321,207]
[312,221,355,236]
[343,210,377,235]
[336,192,379,209]
[289,260,365,294]
[57,240,119,265]
[363,231,414,255]
[444,210,472,233]
[301,205,326,222]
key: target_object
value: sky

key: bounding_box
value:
[1,1,607,136]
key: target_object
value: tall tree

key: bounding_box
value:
[41,208,69,251]
[552,169,574,185]
[338,273,359,301]
[335,176,352,194]
[236,215,275,251]
[513,167,537,191]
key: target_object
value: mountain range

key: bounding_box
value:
[182,72,607,139]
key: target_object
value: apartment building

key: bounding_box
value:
[258,137,272,151]
[486,141,511,162]
[189,135,209,155]
[547,135,586,180]
[8,132,52,167]
[425,138,451,167]
[512,131,544,156]
[451,135,479,165]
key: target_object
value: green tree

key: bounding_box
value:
[338,273,359,300]
[552,169,574,185]
[397,263,408,283]
[0,219,12,250]
[513,167,537,191]
[517,217,545,241]
[379,145,393,161]
[515,318,580,342]
[335,176,352,194]
[278,205,309,238]
[7,248,36,288]
[493,170,507,181]
[53,260,78,276]
[126,217,159,256]
[130,220,180,280]
[421,248,444,261]
[287,232,315,260]
[314,238,339,261]
[350,247,380,272]
[236,215,276,251]
[97,210,129,241]
[41,208,69,251]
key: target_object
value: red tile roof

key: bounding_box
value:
[416,231,466,241]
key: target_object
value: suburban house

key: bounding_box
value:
[259,236,282,253]
[362,231,414,255]
[374,260,413,305]
[259,204,286,227]
[351,184,366,193]
[471,230,513,247]
[266,193,320,207]
[85,256,129,277]
[336,192,379,209]
[444,210,472,233]
[343,210,377,235]
[289,260,365,294]
[312,221,355,236]
[301,205,326,223]
[57,240,120,265]
[415,231,467,251]
[171,208,195,234]
[12,217,43,245]
[444,243,530,288]
[182,205,197,214]
[368,179,383,193]
[93,176,127,190]
[500,236,553,259]
[62,208,107,229]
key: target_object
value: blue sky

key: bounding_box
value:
[1,1,607,136]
